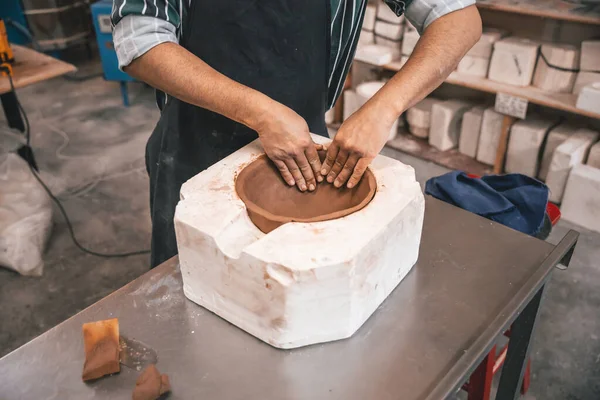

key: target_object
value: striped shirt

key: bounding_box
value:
[111,0,473,109]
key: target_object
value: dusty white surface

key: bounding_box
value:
[374,35,401,59]
[587,142,600,169]
[457,55,490,78]
[576,83,600,114]
[467,28,507,59]
[580,40,600,72]
[459,106,485,158]
[358,30,375,47]
[407,98,439,138]
[429,100,472,151]
[538,124,574,181]
[354,44,393,66]
[356,81,398,141]
[174,134,425,349]
[573,71,600,95]
[364,4,377,31]
[375,21,403,41]
[546,129,599,203]
[402,29,419,56]
[505,118,555,176]
[532,44,579,93]
[488,37,539,86]
[343,89,360,121]
[476,107,505,165]
[561,164,600,233]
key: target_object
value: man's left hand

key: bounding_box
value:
[321,104,396,188]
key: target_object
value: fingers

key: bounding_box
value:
[274,160,295,187]
[326,150,349,184]
[347,158,370,189]
[294,153,317,191]
[285,159,307,192]
[334,154,360,188]
[305,144,323,183]
[320,143,339,178]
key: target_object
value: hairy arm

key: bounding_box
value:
[323,5,482,188]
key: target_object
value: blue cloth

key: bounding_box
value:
[425,172,549,236]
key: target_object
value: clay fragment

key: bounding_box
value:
[81,318,120,381]
[235,151,377,233]
[132,364,171,400]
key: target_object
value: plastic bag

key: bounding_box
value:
[0,153,53,276]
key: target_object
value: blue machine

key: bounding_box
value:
[91,0,135,106]
[0,0,30,45]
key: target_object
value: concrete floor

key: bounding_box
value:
[1,68,599,399]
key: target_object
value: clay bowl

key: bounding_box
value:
[235,152,377,233]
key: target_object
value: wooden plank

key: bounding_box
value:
[0,45,77,95]
[493,115,516,174]
[477,0,600,25]
[383,62,600,120]
[386,130,493,176]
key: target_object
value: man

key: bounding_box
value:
[112,0,482,268]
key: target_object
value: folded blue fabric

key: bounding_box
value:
[425,171,549,236]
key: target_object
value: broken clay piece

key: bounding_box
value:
[235,151,377,233]
[132,364,171,400]
[82,318,120,381]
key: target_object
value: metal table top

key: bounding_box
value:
[0,197,578,400]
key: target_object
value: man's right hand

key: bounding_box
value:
[252,104,323,192]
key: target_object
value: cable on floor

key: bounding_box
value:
[5,73,151,258]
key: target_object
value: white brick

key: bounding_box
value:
[561,165,600,233]
[576,82,600,114]
[573,71,600,95]
[374,35,401,59]
[467,28,508,59]
[488,37,540,87]
[538,124,575,181]
[546,129,599,203]
[375,21,403,41]
[532,44,579,93]
[580,40,600,72]
[505,118,555,176]
[428,100,472,151]
[363,4,377,31]
[377,2,405,23]
[476,108,505,165]
[407,98,440,139]
[175,135,425,348]
[358,30,374,47]
[402,29,420,56]
[587,142,600,169]
[343,90,360,121]
[354,44,393,66]
[459,106,485,157]
[457,55,489,78]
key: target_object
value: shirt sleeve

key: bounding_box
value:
[111,0,182,69]
[403,0,476,34]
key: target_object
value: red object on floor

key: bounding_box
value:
[460,174,561,399]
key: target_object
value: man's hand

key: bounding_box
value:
[254,104,323,192]
[321,103,394,188]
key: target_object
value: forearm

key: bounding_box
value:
[366,5,482,120]
[124,42,274,129]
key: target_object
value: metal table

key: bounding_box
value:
[0,197,579,400]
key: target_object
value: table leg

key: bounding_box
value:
[1,91,25,132]
[495,286,545,400]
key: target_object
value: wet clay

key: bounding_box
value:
[82,318,120,381]
[132,364,171,400]
[236,151,377,233]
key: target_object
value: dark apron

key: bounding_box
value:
[146,0,331,267]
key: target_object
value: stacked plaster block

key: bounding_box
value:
[457,28,507,78]
[358,4,377,47]
[580,40,600,72]
[343,90,361,121]
[354,44,394,66]
[402,27,420,58]
[545,129,599,203]
[576,82,600,114]
[476,108,505,165]
[373,3,403,60]
[573,71,600,95]
[532,44,579,93]
[428,100,472,151]
[459,106,485,157]
[407,98,440,139]
[356,81,399,141]
[505,118,555,176]
[538,124,574,181]
[587,141,600,169]
[488,38,540,86]
[561,164,600,233]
